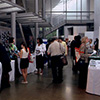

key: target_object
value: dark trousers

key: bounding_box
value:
[12,58,21,78]
[1,72,10,91]
[36,55,44,70]
[78,63,88,88]
[51,55,63,83]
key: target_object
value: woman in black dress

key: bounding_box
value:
[19,42,29,84]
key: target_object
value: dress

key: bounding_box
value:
[20,49,29,69]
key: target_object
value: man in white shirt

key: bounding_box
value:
[48,38,65,83]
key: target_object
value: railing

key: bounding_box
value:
[45,11,94,35]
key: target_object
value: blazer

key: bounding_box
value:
[79,43,89,63]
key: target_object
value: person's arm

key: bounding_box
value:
[19,49,23,58]
[60,43,65,54]
[40,44,46,53]
[80,45,90,58]
[47,45,51,55]
[64,43,67,56]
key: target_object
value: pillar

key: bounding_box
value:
[11,0,16,44]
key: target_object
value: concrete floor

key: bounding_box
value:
[0,56,100,100]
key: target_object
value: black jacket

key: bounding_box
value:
[0,44,11,74]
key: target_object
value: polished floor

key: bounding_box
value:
[0,56,100,100]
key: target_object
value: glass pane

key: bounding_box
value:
[76,0,81,11]
[82,0,88,11]
[67,0,77,11]
[52,0,64,12]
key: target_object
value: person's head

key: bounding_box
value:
[81,37,88,44]
[96,38,99,42]
[9,37,15,44]
[47,39,52,44]
[59,37,63,42]
[37,38,43,44]
[21,42,28,52]
[65,38,68,43]
[89,39,92,44]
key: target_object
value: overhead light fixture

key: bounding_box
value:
[0,0,25,13]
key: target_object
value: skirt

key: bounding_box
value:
[20,58,29,69]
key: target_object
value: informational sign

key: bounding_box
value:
[89,60,96,67]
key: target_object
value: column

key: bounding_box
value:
[94,0,100,42]
[35,0,39,40]
[87,0,90,19]
[56,29,59,38]
[42,0,46,38]
[35,23,39,40]
[11,0,16,44]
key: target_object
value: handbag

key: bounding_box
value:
[59,43,68,65]
[61,55,68,65]
[28,54,34,63]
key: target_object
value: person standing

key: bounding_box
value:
[59,37,67,56]
[35,38,46,75]
[9,37,21,79]
[0,42,11,91]
[94,38,99,51]
[78,37,91,88]
[47,38,65,83]
[19,42,29,84]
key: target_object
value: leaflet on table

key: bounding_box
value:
[95,60,100,69]
[89,60,96,67]
[89,60,100,69]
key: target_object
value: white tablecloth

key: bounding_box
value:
[0,60,15,88]
[86,60,100,95]
[9,60,15,82]
[18,54,36,74]
[0,63,2,88]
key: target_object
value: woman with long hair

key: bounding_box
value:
[19,42,29,84]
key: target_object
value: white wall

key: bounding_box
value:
[73,26,87,36]
[64,26,87,39]
[68,35,74,41]
[64,26,73,38]
[85,31,94,41]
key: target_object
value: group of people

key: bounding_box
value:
[35,37,68,83]
[0,35,99,91]
[0,37,30,91]
[0,36,68,92]
[70,35,99,88]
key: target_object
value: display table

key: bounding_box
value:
[0,63,2,88]
[18,54,36,74]
[9,60,15,82]
[86,60,100,95]
[0,60,15,88]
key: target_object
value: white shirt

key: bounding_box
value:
[35,43,46,56]
[21,49,29,58]
[47,41,65,57]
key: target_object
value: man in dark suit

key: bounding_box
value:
[0,42,11,91]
